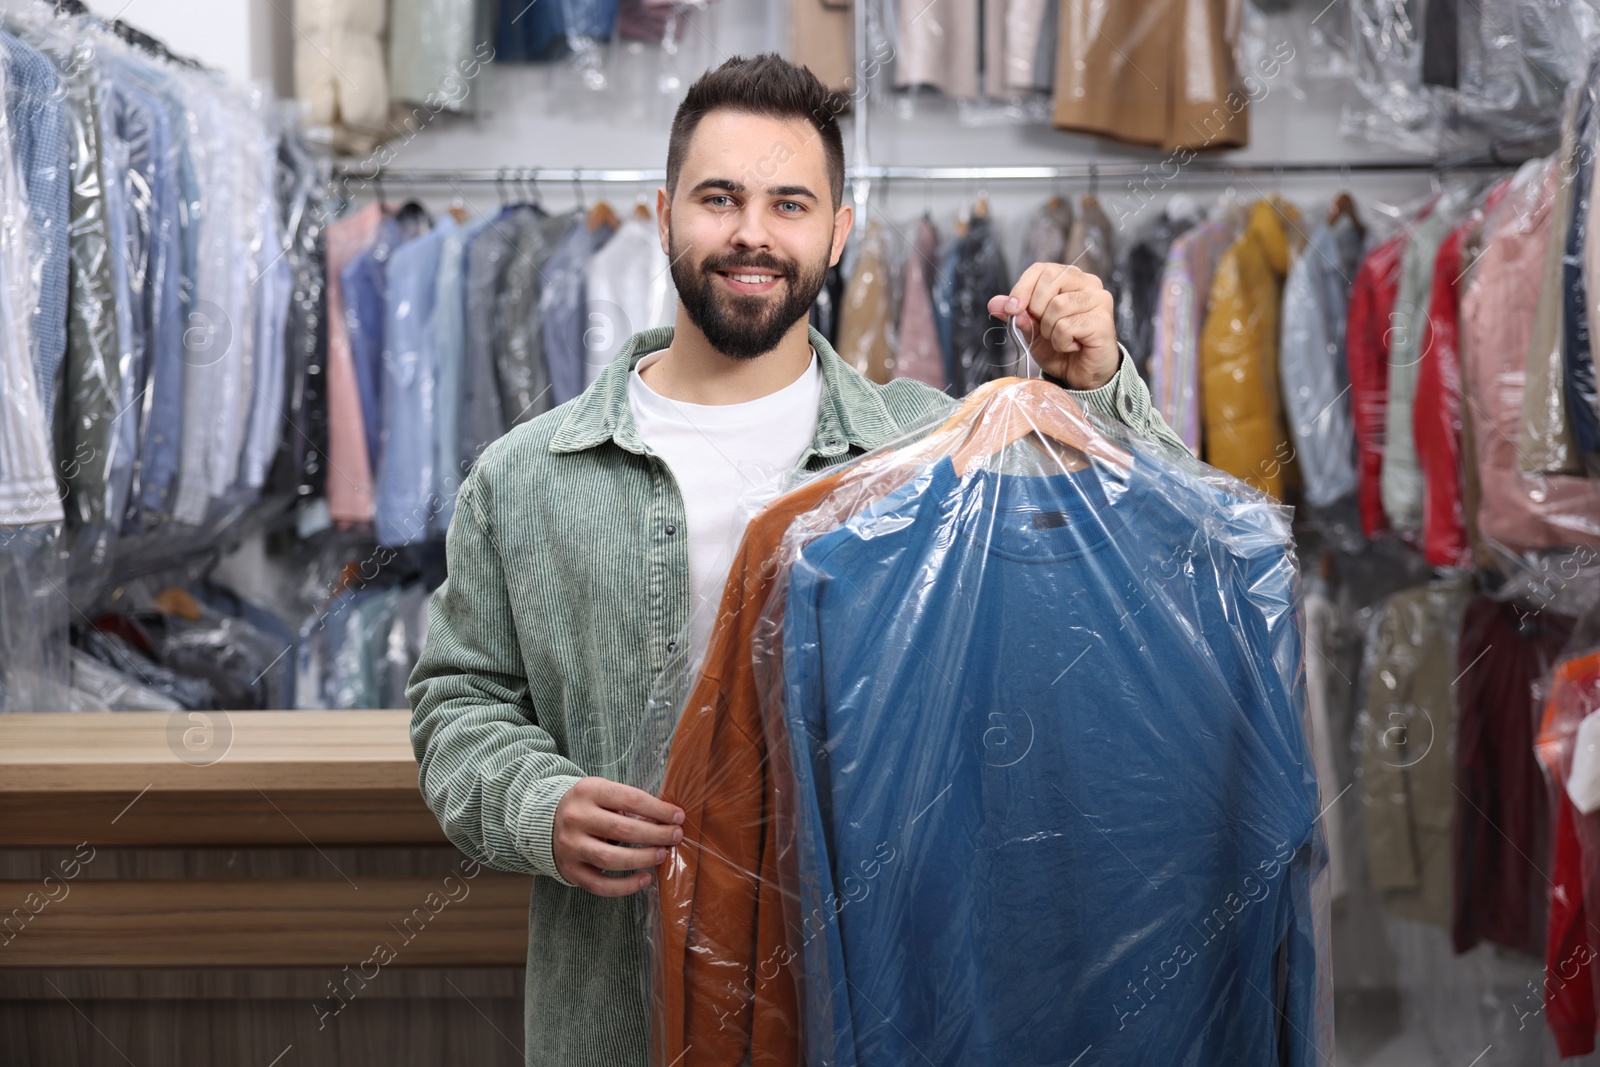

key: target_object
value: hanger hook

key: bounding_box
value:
[1089,162,1099,196]
[573,171,585,212]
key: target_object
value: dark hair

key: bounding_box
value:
[667,54,848,212]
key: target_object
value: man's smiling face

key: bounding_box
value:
[663,109,849,361]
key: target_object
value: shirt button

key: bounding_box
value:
[667,641,677,653]
[665,523,677,536]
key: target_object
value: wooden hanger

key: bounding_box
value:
[949,378,1131,477]
[588,200,620,232]
[632,199,653,221]
[1326,191,1364,239]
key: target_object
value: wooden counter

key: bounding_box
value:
[0,711,530,970]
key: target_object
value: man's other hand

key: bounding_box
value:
[552,777,685,896]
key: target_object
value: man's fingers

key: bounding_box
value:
[568,864,654,897]
[589,809,684,847]
[593,780,684,826]
[578,838,666,872]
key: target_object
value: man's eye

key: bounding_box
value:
[707,195,734,207]
[778,202,803,213]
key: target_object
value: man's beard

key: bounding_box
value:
[668,229,830,361]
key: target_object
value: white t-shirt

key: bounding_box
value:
[627,346,824,665]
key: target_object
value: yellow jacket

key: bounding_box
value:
[1200,197,1303,498]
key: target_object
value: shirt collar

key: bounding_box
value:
[549,324,903,459]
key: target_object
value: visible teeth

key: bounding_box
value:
[729,273,776,283]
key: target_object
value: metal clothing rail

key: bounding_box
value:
[332,157,1515,189]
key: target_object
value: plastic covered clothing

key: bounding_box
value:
[835,219,895,385]
[1358,579,1473,925]
[323,202,385,524]
[1414,179,1515,570]
[1535,648,1600,1058]
[3,32,69,422]
[1521,73,1587,476]
[496,210,577,428]
[1051,0,1249,150]
[1117,204,1197,376]
[293,0,390,155]
[1460,157,1600,553]
[584,212,676,387]
[1342,0,1597,156]
[893,215,945,391]
[388,0,487,112]
[1199,197,1302,499]
[1151,211,1239,455]
[646,379,1327,1067]
[940,214,1011,396]
[541,212,616,408]
[377,216,456,547]
[1453,596,1574,957]
[1380,200,1462,533]
[1279,215,1363,510]
[1345,228,1408,539]
[1566,58,1600,468]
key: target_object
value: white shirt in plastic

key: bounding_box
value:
[627,345,823,666]
[1568,709,1600,815]
[585,216,678,387]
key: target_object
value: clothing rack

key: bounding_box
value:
[333,158,1517,197]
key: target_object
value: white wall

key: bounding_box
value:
[88,0,290,95]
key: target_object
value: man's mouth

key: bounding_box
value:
[716,268,785,294]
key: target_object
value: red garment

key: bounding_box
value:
[1453,597,1573,958]
[1415,180,1515,568]
[1345,232,1408,539]
[1535,650,1600,1058]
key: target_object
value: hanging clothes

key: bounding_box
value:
[1199,197,1302,499]
[1359,578,1473,926]
[1116,204,1196,377]
[1150,211,1237,456]
[1345,228,1408,540]
[292,0,391,155]
[1521,80,1586,477]
[1414,179,1515,570]
[653,381,1322,1067]
[495,209,579,428]
[1380,201,1462,533]
[894,214,945,391]
[894,0,979,99]
[1535,648,1600,1059]
[541,212,616,408]
[1460,157,1600,553]
[1051,0,1248,151]
[426,211,494,535]
[583,211,676,387]
[376,215,457,547]
[1453,596,1574,957]
[1279,215,1363,510]
[836,219,895,384]
[944,212,1011,396]
[323,202,386,525]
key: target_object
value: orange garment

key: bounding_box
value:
[655,385,1006,1065]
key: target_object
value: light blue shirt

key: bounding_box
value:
[377,216,456,546]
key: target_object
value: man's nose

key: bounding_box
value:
[728,204,774,250]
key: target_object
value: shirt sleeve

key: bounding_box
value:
[1044,341,1194,460]
[405,465,585,885]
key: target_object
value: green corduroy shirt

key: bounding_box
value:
[406,324,1189,1066]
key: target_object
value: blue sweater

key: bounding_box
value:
[780,452,1321,1067]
